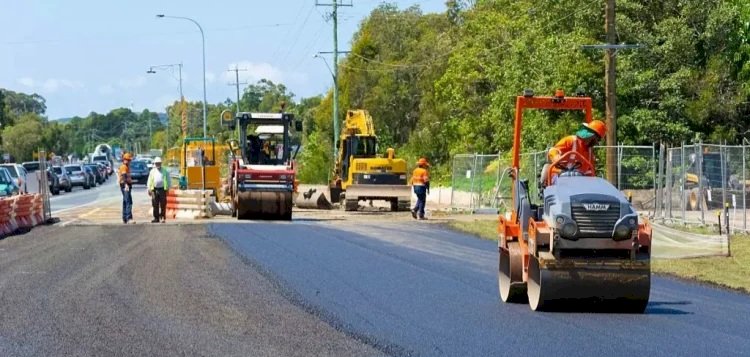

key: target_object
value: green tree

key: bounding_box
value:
[1,113,45,162]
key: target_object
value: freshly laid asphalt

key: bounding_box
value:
[212,220,750,357]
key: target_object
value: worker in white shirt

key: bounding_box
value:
[147,157,171,223]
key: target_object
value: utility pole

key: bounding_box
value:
[316,0,352,161]
[581,0,642,186]
[228,67,248,113]
[605,0,616,185]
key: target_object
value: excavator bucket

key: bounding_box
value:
[294,189,333,209]
[344,184,411,211]
[237,191,293,220]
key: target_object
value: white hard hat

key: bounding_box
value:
[154,157,162,163]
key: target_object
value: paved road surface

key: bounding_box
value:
[0,225,379,357]
[2,186,750,356]
[212,221,750,357]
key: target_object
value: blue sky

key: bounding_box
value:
[0,0,446,119]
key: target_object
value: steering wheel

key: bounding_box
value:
[547,150,594,185]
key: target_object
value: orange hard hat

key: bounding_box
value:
[123,153,133,161]
[583,120,607,139]
[417,157,429,167]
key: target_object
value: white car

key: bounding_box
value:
[0,164,28,193]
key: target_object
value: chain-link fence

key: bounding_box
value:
[450,153,503,212]
[450,145,657,213]
[657,142,750,233]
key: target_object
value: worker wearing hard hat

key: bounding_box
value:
[119,153,134,224]
[411,157,430,220]
[541,119,606,187]
[147,157,171,223]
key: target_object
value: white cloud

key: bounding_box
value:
[223,61,284,84]
[118,76,147,89]
[41,78,84,93]
[15,77,83,92]
[17,77,35,88]
[98,85,115,95]
[205,71,216,83]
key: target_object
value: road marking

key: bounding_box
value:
[80,208,102,218]
[61,219,79,227]
[52,196,121,214]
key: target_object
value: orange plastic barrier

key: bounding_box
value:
[0,198,14,236]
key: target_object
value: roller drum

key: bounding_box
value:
[527,257,650,313]
[237,191,293,220]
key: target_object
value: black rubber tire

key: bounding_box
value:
[84,184,90,190]
[390,199,399,212]
[51,188,60,195]
[65,186,72,192]
[344,199,358,211]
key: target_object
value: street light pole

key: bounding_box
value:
[148,62,184,148]
[157,14,207,138]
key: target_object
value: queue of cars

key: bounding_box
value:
[6,160,115,197]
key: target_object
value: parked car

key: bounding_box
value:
[22,161,40,173]
[96,162,110,179]
[139,158,154,169]
[0,167,20,197]
[51,166,72,192]
[129,160,149,185]
[85,164,105,184]
[0,164,28,193]
[98,161,113,176]
[46,168,61,195]
[65,164,94,189]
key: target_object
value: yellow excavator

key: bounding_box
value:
[329,110,411,211]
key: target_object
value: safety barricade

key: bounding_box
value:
[165,189,215,219]
[0,197,15,236]
[31,194,45,225]
[11,195,35,229]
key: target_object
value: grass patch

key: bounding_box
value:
[653,232,750,293]
[446,218,750,293]
[447,219,498,241]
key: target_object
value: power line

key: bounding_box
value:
[227,67,248,114]
[270,2,311,59]
[316,0,353,162]
[280,4,318,66]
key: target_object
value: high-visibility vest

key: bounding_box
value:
[548,135,595,176]
[411,167,429,186]
[118,163,132,185]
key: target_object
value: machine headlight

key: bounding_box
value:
[561,222,578,238]
[555,216,565,226]
[613,215,638,241]
[613,224,632,241]
[279,175,287,180]
[364,174,371,179]
[399,174,406,180]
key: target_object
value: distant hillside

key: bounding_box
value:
[52,117,73,123]
[52,112,168,124]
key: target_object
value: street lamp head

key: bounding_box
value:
[147,69,156,74]
[156,14,165,18]
[313,54,320,58]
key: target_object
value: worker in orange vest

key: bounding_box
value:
[119,152,134,224]
[411,157,430,220]
[540,119,606,187]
